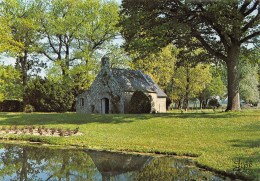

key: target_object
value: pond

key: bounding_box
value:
[0,142,233,181]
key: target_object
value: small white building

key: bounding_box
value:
[76,56,167,114]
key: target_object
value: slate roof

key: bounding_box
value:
[111,69,167,98]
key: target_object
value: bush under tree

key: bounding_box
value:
[129,90,151,114]
[24,78,74,112]
[0,100,23,112]
[208,98,221,109]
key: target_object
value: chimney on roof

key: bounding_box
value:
[101,56,110,70]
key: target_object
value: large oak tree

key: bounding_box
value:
[120,0,260,111]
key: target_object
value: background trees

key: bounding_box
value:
[197,67,226,109]
[240,62,259,104]
[38,0,120,77]
[0,0,120,111]
[120,0,260,111]
[130,44,176,90]
[1,0,44,106]
[172,64,212,110]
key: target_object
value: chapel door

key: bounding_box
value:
[101,98,109,114]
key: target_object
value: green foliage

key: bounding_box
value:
[25,77,74,112]
[105,44,131,69]
[0,16,22,53]
[130,44,176,90]
[239,63,259,104]
[129,90,151,114]
[24,104,34,113]
[172,64,212,104]
[0,65,23,101]
[239,49,259,104]
[120,1,259,57]
[198,66,226,108]
[1,0,45,107]
[38,0,120,76]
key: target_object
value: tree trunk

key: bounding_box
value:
[185,67,190,111]
[19,52,28,108]
[199,97,203,109]
[185,93,189,111]
[205,98,209,108]
[226,45,241,111]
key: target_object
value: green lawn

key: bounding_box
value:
[0,109,259,180]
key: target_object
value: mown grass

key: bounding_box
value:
[0,109,259,180]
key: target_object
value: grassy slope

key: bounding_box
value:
[0,109,259,180]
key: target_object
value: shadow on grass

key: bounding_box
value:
[0,113,137,126]
[149,112,260,119]
[0,110,259,126]
[228,139,260,148]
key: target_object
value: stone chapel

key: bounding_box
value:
[76,56,167,114]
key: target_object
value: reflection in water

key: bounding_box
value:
[0,143,230,181]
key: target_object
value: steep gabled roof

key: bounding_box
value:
[143,74,168,98]
[111,68,167,98]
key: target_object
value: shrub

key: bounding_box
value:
[24,104,35,113]
[24,77,74,112]
[208,98,221,109]
[0,100,23,112]
[129,90,151,114]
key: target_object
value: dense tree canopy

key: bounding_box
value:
[0,16,22,53]
[120,0,260,111]
[130,44,176,90]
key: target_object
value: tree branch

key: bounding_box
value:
[240,31,260,43]
[195,4,231,51]
[42,23,59,55]
[244,0,259,16]
[239,0,251,15]
[194,34,227,61]
[241,7,259,32]
[41,51,55,62]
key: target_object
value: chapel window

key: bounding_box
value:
[80,98,84,106]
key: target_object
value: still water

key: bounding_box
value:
[0,142,231,181]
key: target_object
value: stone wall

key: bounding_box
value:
[76,91,88,113]
[85,64,124,114]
